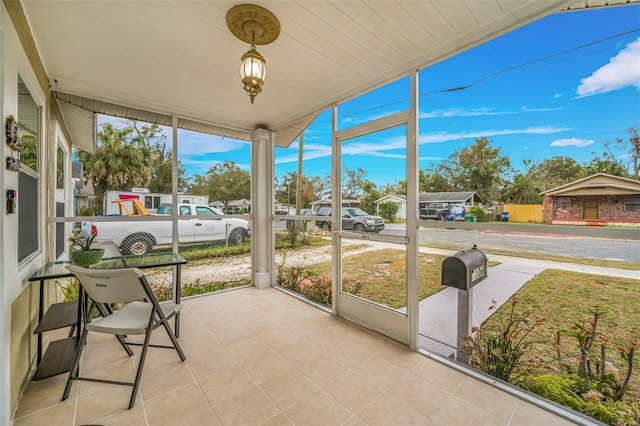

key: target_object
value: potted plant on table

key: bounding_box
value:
[69,231,104,266]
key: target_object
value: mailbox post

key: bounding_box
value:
[441,245,488,364]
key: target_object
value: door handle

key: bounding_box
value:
[195,223,202,226]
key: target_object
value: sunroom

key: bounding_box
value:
[2,1,638,424]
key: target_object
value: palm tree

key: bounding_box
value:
[77,121,158,213]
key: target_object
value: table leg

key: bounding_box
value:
[174,264,181,337]
[37,279,45,364]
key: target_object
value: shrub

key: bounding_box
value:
[468,205,488,222]
[378,201,399,223]
[461,298,544,383]
[521,374,639,425]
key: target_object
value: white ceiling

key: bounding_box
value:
[20,0,637,146]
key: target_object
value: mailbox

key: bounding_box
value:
[442,245,487,290]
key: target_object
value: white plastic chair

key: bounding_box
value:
[92,240,121,258]
[63,265,186,409]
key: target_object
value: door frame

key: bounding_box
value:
[330,72,420,348]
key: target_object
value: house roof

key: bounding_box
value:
[540,173,640,196]
[418,192,484,204]
[17,1,635,150]
[374,194,407,204]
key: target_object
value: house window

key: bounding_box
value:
[623,195,640,212]
[144,195,161,210]
[556,197,571,207]
[17,75,41,262]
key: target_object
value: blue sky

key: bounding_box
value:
[100,5,640,189]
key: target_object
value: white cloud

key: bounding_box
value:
[549,137,595,148]
[576,39,640,97]
[419,106,560,118]
[553,93,562,99]
[275,126,570,165]
[418,126,571,144]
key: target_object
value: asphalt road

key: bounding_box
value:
[276,219,639,262]
[381,223,640,262]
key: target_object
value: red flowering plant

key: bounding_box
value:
[558,306,637,402]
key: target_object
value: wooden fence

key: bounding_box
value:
[494,204,544,223]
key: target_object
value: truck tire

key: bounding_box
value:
[320,222,330,232]
[353,223,365,232]
[228,228,246,245]
[122,234,155,255]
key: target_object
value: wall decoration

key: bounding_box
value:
[5,115,22,171]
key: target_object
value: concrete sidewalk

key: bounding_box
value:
[419,262,545,357]
[416,246,638,357]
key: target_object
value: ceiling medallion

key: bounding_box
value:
[226,4,281,104]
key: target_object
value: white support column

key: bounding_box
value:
[407,70,420,350]
[251,128,274,289]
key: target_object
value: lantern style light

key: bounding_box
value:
[240,44,267,104]
[226,4,280,104]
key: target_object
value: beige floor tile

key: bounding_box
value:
[75,382,142,425]
[355,354,408,390]
[343,415,368,425]
[14,287,578,426]
[185,346,238,380]
[296,352,350,387]
[262,412,294,426]
[410,357,466,393]
[454,377,520,422]
[13,374,73,418]
[211,322,257,346]
[357,392,430,425]
[239,351,295,385]
[510,400,578,426]
[260,368,319,410]
[198,364,256,410]
[329,339,375,368]
[267,336,326,366]
[374,341,426,371]
[76,357,136,397]
[13,398,77,426]
[226,335,274,363]
[96,403,148,425]
[139,360,194,401]
[283,389,354,425]
[214,386,280,425]
[144,382,212,426]
[171,407,222,426]
[323,370,384,414]
[387,372,451,418]
[429,395,503,426]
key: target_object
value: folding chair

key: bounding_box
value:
[63,265,186,409]
[92,240,122,258]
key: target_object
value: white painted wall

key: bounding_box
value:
[1,3,48,423]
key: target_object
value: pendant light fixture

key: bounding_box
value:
[226,4,281,104]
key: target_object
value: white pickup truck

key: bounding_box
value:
[82,203,251,255]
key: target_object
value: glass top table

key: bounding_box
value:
[30,252,187,378]
[29,251,187,282]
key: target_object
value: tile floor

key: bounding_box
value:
[14,287,578,425]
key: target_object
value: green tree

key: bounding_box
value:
[503,173,542,204]
[77,120,163,213]
[582,158,627,177]
[420,171,454,193]
[425,138,510,201]
[378,200,399,222]
[342,166,367,198]
[358,181,380,215]
[147,141,188,194]
[530,156,584,191]
[275,172,319,208]
[600,125,640,180]
[204,161,250,210]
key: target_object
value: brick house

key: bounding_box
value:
[541,173,640,225]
